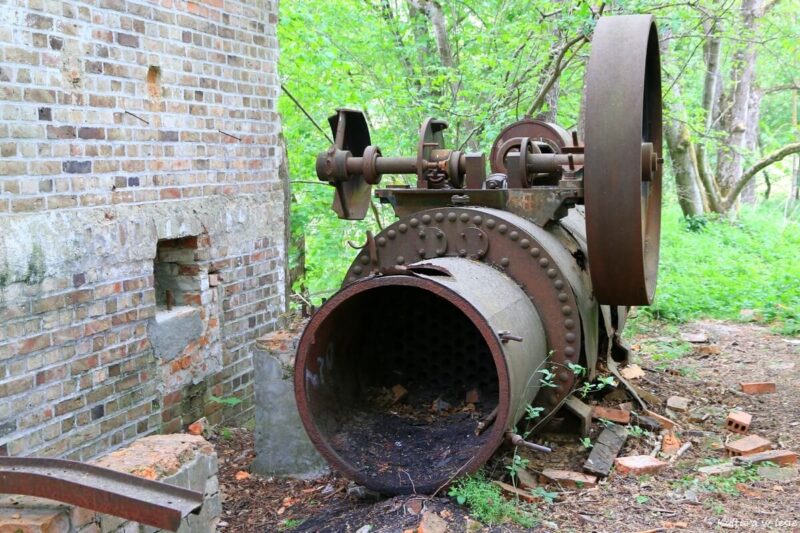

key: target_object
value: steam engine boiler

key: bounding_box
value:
[293,15,664,494]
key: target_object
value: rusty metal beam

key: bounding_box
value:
[0,457,203,532]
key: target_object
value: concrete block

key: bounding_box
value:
[252,330,327,479]
[147,306,202,361]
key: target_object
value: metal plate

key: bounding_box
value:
[328,109,372,220]
[584,15,663,305]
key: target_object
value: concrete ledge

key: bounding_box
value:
[148,306,203,362]
[0,434,220,533]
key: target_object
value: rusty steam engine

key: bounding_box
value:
[294,15,664,494]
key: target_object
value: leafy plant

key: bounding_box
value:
[506,454,530,479]
[209,395,243,407]
[449,472,537,527]
[580,437,593,449]
[635,495,650,504]
[531,487,558,504]
[627,425,650,438]
[279,518,304,530]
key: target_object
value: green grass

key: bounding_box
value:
[647,203,800,335]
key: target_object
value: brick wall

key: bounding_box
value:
[0,0,284,460]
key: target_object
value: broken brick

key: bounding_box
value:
[666,396,690,413]
[696,345,721,357]
[661,430,682,455]
[614,455,668,475]
[465,388,480,404]
[620,364,645,380]
[539,468,597,489]
[644,410,677,430]
[726,411,752,434]
[187,417,207,436]
[391,384,408,403]
[739,382,776,395]
[726,435,772,457]
[592,406,631,424]
[732,449,797,467]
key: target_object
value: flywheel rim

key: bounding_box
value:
[584,15,663,306]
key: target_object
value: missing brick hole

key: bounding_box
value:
[154,236,203,309]
[147,66,162,100]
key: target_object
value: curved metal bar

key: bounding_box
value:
[0,457,203,532]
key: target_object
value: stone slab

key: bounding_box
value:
[252,333,326,478]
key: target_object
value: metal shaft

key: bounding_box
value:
[526,153,585,173]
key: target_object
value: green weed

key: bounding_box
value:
[449,472,538,527]
[674,466,760,496]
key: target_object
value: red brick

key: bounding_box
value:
[160,187,181,199]
[739,382,776,395]
[539,469,597,488]
[726,411,752,434]
[592,406,631,424]
[734,449,797,467]
[17,333,51,355]
[644,410,677,429]
[726,435,772,457]
[78,127,105,140]
[615,455,668,475]
[661,430,681,455]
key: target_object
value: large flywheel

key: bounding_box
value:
[584,15,663,306]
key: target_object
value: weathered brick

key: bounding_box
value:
[0,0,282,465]
[62,160,91,173]
[615,455,668,475]
[739,382,776,395]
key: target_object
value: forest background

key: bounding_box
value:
[278,0,799,334]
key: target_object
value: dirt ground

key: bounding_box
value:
[213,320,800,532]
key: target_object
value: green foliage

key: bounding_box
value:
[675,466,760,496]
[645,203,800,334]
[580,437,593,449]
[220,427,233,441]
[506,454,530,479]
[448,472,537,527]
[530,487,558,504]
[209,395,243,407]
[635,495,650,505]
[627,425,650,439]
[278,518,303,531]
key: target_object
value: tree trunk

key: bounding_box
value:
[741,88,764,204]
[716,0,764,205]
[664,111,705,217]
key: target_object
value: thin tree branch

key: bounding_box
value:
[726,142,800,204]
